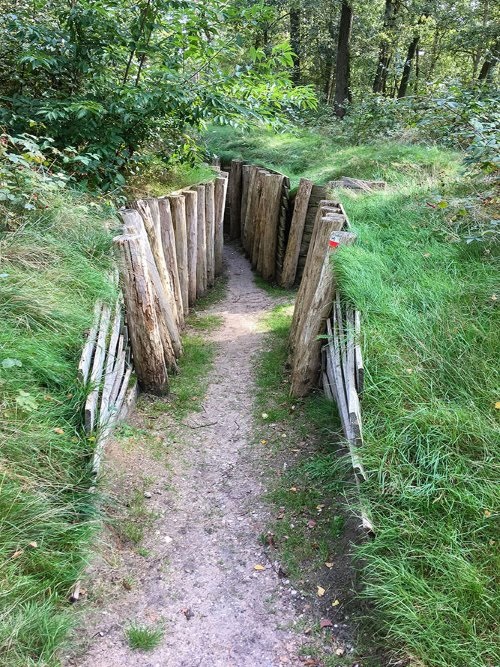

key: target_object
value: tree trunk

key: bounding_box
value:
[398,34,419,98]
[373,0,398,94]
[478,38,499,80]
[290,6,301,84]
[333,1,353,118]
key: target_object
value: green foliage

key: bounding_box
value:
[0,0,316,192]
[0,185,115,666]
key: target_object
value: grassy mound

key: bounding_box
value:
[210,124,499,667]
[0,191,116,666]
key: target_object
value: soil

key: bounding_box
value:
[64,246,367,667]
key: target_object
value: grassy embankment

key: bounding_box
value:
[0,162,213,665]
[208,125,499,667]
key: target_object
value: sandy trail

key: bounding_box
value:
[70,246,306,667]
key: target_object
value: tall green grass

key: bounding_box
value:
[210,125,499,666]
[0,192,115,665]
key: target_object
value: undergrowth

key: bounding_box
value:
[0,191,116,666]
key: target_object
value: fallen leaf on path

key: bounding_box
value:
[254,564,266,571]
[53,427,64,434]
[320,618,333,628]
[12,550,23,559]
[276,507,285,520]
[181,607,194,620]
[495,401,500,409]
[316,504,325,512]
[307,519,317,528]
[28,541,38,548]
[289,486,298,493]
[484,509,492,518]
[262,413,268,419]
[331,599,340,607]
[324,562,334,569]
[260,439,268,445]
[317,586,325,597]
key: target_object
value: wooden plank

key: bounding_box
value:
[257,173,284,282]
[184,189,198,307]
[205,180,216,288]
[169,194,189,314]
[229,159,243,240]
[240,164,252,241]
[281,178,313,288]
[114,234,169,395]
[78,301,102,383]
[355,309,364,395]
[214,175,228,276]
[193,184,207,297]
[250,169,269,267]
[157,197,184,328]
[346,306,362,442]
[84,303,111,433]
[98,300,122,426]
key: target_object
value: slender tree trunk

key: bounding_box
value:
[373,0,398,94]
[397,34,419,98]
[290,6,301,84]
[478,38,499,80]
[333,0,353,118]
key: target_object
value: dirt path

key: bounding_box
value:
[69,246,307,667]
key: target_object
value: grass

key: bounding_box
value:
[335,187,500,667]
[206,124,460,190]
[125,623,164,651]
[0,190,116,665]
[125,157,215,200]
[253,273,295,298]
[212,124,499,666]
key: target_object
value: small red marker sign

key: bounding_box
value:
[329,236,340,248]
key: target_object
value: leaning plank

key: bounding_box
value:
[355,309,364,395]
[114,233,169,395]
[84,303,111,433]
[193,184,207,297]
[169,194,189,314]
[257,173,284,282]
[346,306,362,442]
[184,189,198,307]
[108,336,125,408]
[326,317,353,441]
[157,198,184,328]
[214,175,228,276]
[98,300,122,426]
[281,178,313,288]
[205,180,216,288]
[229,159,243,239]
[78,301,102,383]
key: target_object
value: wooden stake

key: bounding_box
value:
[205,180,216,288]
[214,175,228,276]
[289,203,344,352]
[281,178,313,288]
[251,169,270,268]
[229,159,243,240]
[184,190,198,307]
[114,234,169,395]
[241,165,259,254]
[257,173,284,282]
[169,194,189,315]
[157,197,184,328]
[193,184,207,297]
[240,165,252,242]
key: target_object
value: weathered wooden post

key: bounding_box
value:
[169,194,189,314]
[205,180,216,288]
[240,165,252,243]
[114,233,169,395]
[184,189,198,307]
[241,165,259,254]
[250,169,269,268]
[289,202,344,352]
[119,209,181,364]
[290,229,356,397]
[193,184,207,297]
[158,197,184,328]
[258,173,285,282]
[281,178,313,288]
[214,174,228,276]
[229,158,243,240]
